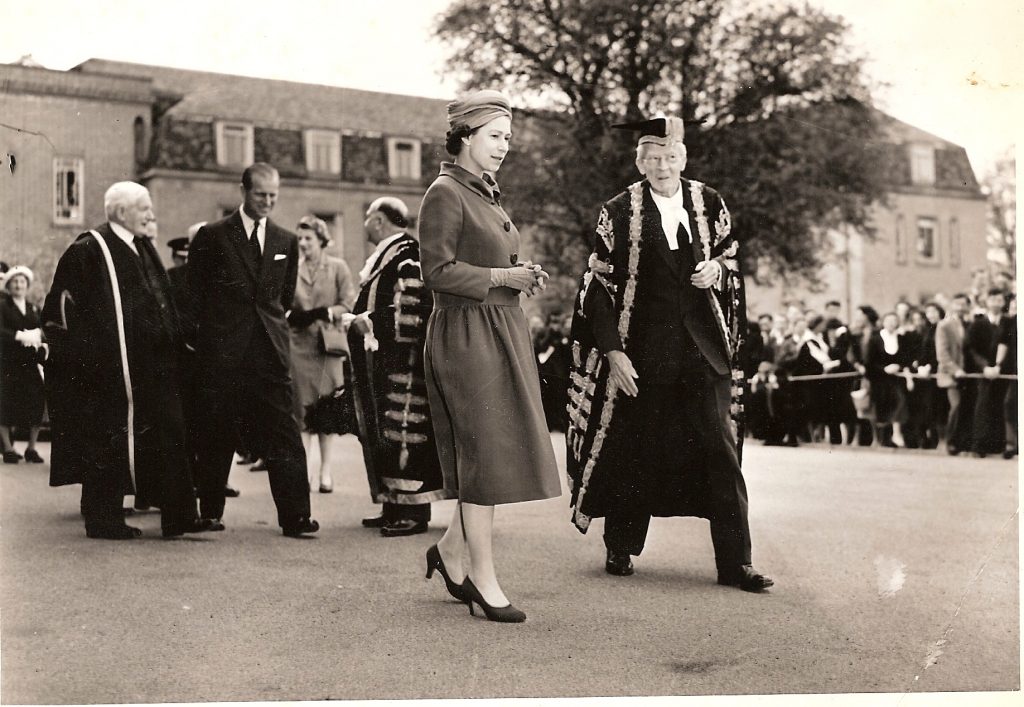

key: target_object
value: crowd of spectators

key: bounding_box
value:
[740,270,1017,459]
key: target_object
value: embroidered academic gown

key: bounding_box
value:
[566,178,747,533]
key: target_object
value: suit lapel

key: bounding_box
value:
[227,211,259,283]
[298,253,316,287]
[259,220,284,284]
[679,180,703,264]
[642,183,680,278]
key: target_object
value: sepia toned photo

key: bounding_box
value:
[0,1,1019,705]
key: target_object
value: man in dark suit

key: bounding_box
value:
[566,116,771,592]
[41,182,216,539]
[182,163,317,537]
[966,288,1008,457]
[167,226,240,501]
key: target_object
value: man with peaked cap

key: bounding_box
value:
[349,196,454,537]
[566,116,773,591]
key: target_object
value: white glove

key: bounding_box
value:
[15,328,42,347]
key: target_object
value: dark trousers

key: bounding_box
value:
[382,502,430,523]
[82,370,199,532]
[973,379,1008,454]
[602,366,752,570]
[1005,382,1018,451]
[81,469,126,531]
[946,379,976,452]
[193,334,310,526]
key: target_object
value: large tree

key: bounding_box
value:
[982,150,1015,274]
[435,0,888,307]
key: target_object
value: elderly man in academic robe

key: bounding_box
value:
[566,116,772,591]
[41,182,216,539]
[349,196,455,537]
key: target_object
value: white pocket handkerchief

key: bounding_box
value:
[273,253,287,261]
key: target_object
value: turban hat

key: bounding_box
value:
[447,89,512,130]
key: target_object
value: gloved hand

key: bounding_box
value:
[490,265,548,296]
[15,328,42,348]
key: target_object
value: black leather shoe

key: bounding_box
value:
[361,515,386,528]
[380,519,428,537]
[250,459,268,471]
[224,486,241,498]
[23,449,44,463]
[200,518,226,531]
[718,565,774,592]
[162,517,220,538]
[1002,447,1017,460]
[86,524,142,540]
[283,518,319,537]
[3,450,21,464]
[605,549,634,576]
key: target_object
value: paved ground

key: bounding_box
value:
[0,436,1018,704]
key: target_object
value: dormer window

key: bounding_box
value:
[215,121,254,167]
[387,138,421,181]
[305,130,341,175]
[910,144,935,185]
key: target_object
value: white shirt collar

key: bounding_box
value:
[359,232,407,284]
[238,205,267,251]
[879,328,900,355]
[109,222,140,254]
[649,186,692,250]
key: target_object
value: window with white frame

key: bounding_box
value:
[910,144,936,185]
[53,157,84,225]
[387,137,421,181]
[305,130,341,174]
[916,217,939,264]
[215,121,254,167]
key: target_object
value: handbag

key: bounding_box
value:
[319,326,348,357]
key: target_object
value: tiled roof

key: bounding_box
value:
[873,110,980,193]
[72,59,449,139]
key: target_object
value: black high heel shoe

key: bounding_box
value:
[425,544,467,603]
[462,577,526,623]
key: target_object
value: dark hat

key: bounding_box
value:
[167,237,190,258]
[612,116,686,146]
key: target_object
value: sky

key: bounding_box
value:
[1,0,1020,175]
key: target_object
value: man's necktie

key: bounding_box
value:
[249,222,262,269]
[133,236,155,278]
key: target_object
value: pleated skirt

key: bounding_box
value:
[424,293,561,505]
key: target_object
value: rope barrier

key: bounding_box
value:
[784,371,1018,382]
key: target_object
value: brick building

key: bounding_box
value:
[1,62,155,300]
[746,114,988,318]
[1,58,990,317]
[1,58,449,297]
